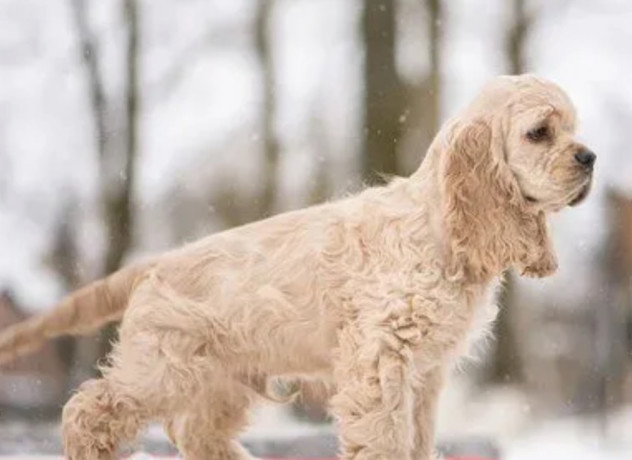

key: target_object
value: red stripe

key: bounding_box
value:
[264,458,496,460]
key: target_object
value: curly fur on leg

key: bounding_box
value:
[62,379,148,460]
[332,322,416,460]
[412,369,444,460]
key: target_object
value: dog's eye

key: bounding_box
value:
[526,125,550,142]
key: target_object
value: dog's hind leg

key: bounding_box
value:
[61,325,206,458]
[63,357,257,460]
[60,328,177,460]
[167,382,258,460]
[61,277,260,460]
[62,377,149,460]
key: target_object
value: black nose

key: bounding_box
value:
[574,149,596,170]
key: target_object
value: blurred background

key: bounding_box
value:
[0,0,631,458]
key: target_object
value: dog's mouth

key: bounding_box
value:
[522,177,592,208]
[568,179,592,207]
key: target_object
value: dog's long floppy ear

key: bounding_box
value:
[439,117,557,283]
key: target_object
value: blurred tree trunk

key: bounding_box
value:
[68,0,109,384]
[425,0,441,138]
[594,189,632,417]
[361,0,405,181]
[103,0,139,276]
[307,112,331,206]
[507,0,528,76]
[48,202,81,380]
[211,2,279,228]
[50,202,82,291]
[99,0,141,360]
[69,0,141,381]
[490,274,523,383]
[255,0,280,218]
[489,0,530,384]
[71,0,140,277]
[384,0,442,176]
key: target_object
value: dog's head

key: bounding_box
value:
[494,75,594,210]
[435,74,594,283]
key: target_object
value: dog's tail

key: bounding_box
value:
[0,263,148,365]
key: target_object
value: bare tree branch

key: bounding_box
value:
[69,0,108,162]
[255,0,280,217]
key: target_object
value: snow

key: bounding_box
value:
[2,381,631,458]
[505,409,632,460]
[437,378,632,460]
[1,407,632,459]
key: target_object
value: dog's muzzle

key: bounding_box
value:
[568,148,595,206]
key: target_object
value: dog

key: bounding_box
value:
[0,74,595,460]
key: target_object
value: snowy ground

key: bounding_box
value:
[438,380,632,460]
[1,381,632,459]
[504,409,632,460]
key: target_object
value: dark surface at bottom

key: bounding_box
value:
[0,424,501,459]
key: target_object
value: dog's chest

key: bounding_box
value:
[454,278,502,360]
[410,277,502,373]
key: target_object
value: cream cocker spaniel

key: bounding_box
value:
[0,74,595,460]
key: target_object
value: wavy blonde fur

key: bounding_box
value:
[0,75,594,460]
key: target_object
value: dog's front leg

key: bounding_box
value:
[331,315,416,460]
[411,367,444,460]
